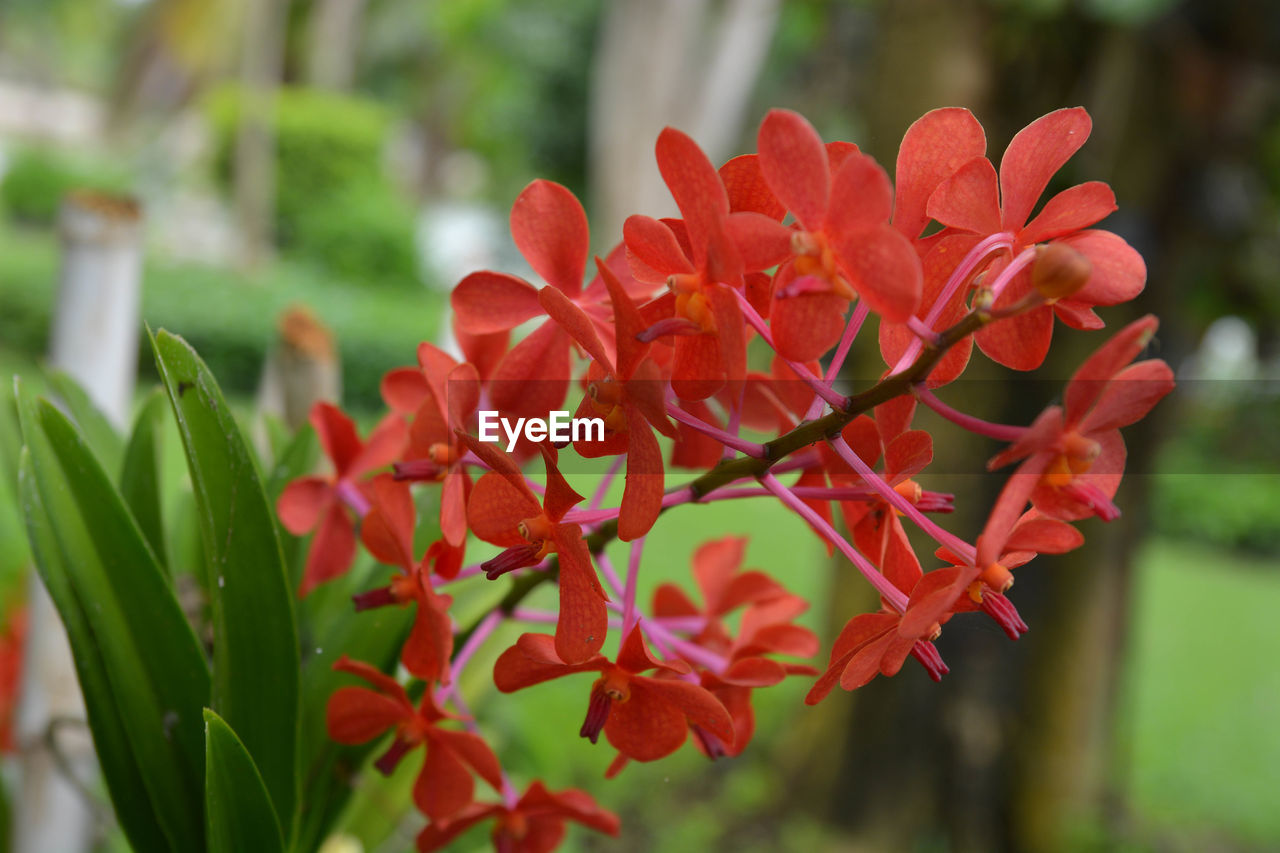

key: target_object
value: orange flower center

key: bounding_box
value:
[1043,430,1100,488]
[791,231,856,300]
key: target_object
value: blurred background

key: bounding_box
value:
[0,0,1277,850]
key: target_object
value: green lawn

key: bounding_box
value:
[1118,538,1280,846]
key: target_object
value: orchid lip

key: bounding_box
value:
[637,317,702,342]
[579,684,613,744]
[483,544,544,580]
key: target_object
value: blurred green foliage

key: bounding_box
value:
[0,226,440,411]
[0,148,133,227]
[1151,392,1280,554]
[206,85,421,289]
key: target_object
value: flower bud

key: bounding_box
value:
[1032,243,1092,300]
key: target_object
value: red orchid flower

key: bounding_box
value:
[464,438,609,664]
[277,402,407,596]
[926,107,1146,369]
[351,476,454,683]
[754,109,923,361]
[892,107,989,246]
[624,127,753,401]
[416,779,620,853]
[804,563,963,705]
[538,257,675,540]
[833,399,937,589]
[451,180,630,432]
[391,344,482,555]
[936,511,1083,639]
[983,315,1174,529]
[493,627,734,763]
[326,656,503,823]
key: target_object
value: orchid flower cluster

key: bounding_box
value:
[277,107,1172,851]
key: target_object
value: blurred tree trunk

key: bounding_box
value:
[589,0,780,242]
[14,191,144,853]
[235,0,292,268]
[305,0,369,91]
[782,5,1191,851]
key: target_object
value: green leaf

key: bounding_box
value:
[119,388,168,573]
[150,329,299,833]
[0,392,30,584]
[19,449,171,853]
[16,379,210,851]
[203,710,285,853]
[44,368,125,475]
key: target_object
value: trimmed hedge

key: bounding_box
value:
[0,226,441,412]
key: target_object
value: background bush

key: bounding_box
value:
[206,85,421,289]
[1,148,133,227]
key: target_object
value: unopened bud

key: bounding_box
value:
[1032,243,1091,300]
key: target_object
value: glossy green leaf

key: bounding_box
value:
[150,329,299,832]
[16,380,209,851]
[44,368,125,475]
[0,392,29,582]
[203,710,285,853]
[18,450,170,853]
[119,388,168,573]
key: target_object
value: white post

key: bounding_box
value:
[13,190,143,853]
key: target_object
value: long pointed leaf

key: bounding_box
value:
[150,330,300,832]
[120,388,168,574]
[45,369,125,474]
[18,449,172,853]
[204,710,285,853]
[16,380,209,850]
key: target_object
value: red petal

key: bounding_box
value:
[440,470,468,547]
[435,728,504,791]
[655,127,730,263]
[326,686,407,744]
[350,413,408,478]
[1060,229,1146,306]
[1005,517,1084,554]
[1065,314,1159,423]
[926,156,1003,236]
[977,451,1054,566]
[1019,182,1116,244]
[719,153,785,219]
[771,287,847,363]
[975,283,1054,370]
[492,633,605,692]
[1080,360,1173,434]
[618,418,663,541]
[894,107,987,240]
[833,223,922,323]
[510,180,589,296]
[604,680,689,761]
[670,333,725,401]
[825,153,893,235]
[538,285,612,371]
[636,677,734,743]
[875,395,917,445]
[725,211,793,272]
[299,502,356,596]
[381,367,429,414]
[539,446,585,523]
[839,630,899,690]
[624,215,693,281]
[401,587,454,683]
[552,527,609,664]
[692,536,747,609]
[652,583,700,619]
[310,402,361,474]
[416,734,475,822]
[999,107,1092,231]
[757,109,830,231]
[721,657,787,687]
[885,429,932,481]
[451,271,543,335]
[453,324,509,382]
[466,471,542,547]
[277,476,331,534]
[488,321,570,426]
[360,476,415,569]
